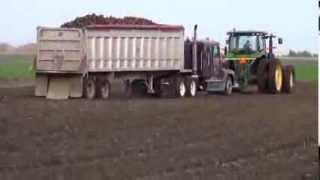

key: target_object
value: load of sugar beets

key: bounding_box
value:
[61,14,158,28]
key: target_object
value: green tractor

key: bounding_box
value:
[225,30,295,94]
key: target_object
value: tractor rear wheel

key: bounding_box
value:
[282,65,295,93]
[257,58,269,93]
[84,76,96,99]
[268,59,283,94]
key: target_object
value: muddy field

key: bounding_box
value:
[0,81,318,180]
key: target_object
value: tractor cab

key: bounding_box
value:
[224,30,293,94]
[226,31,283,61]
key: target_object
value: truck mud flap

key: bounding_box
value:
[47,77,71,100]
[35,74,49,97]
[35,74,83,100]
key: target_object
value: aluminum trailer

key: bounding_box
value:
[35,24,234,99]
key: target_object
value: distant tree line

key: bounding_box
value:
[288,50,318,58]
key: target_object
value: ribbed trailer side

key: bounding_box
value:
[84,25,185,72]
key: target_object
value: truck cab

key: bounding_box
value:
[185,40,235,95]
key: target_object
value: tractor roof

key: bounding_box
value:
[227,30,268,36]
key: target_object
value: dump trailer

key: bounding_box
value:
[35,24,234,99]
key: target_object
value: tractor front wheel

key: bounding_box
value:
[257,58,269,93]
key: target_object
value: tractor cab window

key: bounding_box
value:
[229,35,257,53]
[258,36,266,51]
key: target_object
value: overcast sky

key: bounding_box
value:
[0,0,317,52]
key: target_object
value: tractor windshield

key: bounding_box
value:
[229,35,257,53]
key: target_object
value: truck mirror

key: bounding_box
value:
[278,38,283,45]
[224,47,228,56]
[225,39,229,44]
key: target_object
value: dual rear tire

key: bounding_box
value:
[83,75,111,99]
[155,76,197,98]
[257,59,295,94]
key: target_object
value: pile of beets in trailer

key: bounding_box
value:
[61,14,158,28]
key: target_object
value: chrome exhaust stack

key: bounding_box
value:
[192,24,198,75]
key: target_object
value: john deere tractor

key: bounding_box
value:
[225,30,295,94]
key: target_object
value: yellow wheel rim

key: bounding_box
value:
[275,64,283,91]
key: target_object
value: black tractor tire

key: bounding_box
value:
[97,77,111,99]
[282,65,295,94]
[131,80,148,97]
[185,78,197,97]
[83,76,97,99]
[257,58,269,93]
[224,76,233,96]
[268,59,283,94]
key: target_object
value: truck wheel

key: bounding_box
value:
[97,78,111,99]
[224,76,233,96]
[131,80,147,96]
[257,58,269,93]
[186,78,197,97]
[124,80,132,98]
[268,59,283,94]
[282,65,295,93]
[84,76,96,99]
[153,79,162,97]
[175,77,186,98]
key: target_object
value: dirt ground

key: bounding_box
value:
[0,81,318,180]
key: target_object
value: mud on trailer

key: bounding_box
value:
[35,24,234,99]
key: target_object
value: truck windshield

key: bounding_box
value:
[229,35,257,53]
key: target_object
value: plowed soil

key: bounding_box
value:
[0,81,317,180]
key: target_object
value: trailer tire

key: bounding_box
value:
[186,78,197,97]
[257,58,269,93]
[282,65,295,94]
[124,80,132,98]
[84,76,96,99]
[268,59,283,94]
[131,80,147,97]
[154,79,162,97]
[97,77,111,99]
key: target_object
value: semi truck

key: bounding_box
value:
[35,24,235,99]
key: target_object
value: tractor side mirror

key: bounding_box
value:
[225,39,230,45]
[278,38,283,45]
[224,47,228,56]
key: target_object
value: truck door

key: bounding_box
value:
[200,45,213,79]
[212,45,224,78]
